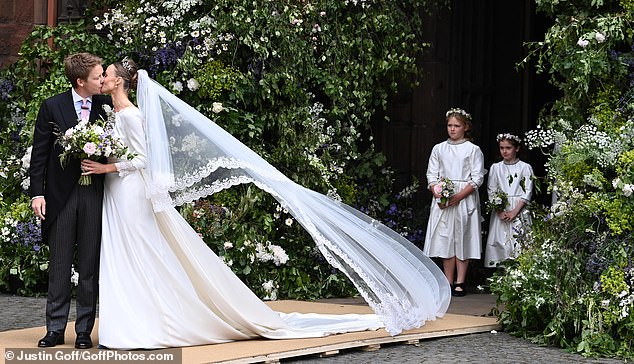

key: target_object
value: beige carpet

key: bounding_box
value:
[0,300,499,363]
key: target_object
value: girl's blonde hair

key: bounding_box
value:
[446,108,473,141]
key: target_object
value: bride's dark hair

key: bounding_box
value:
[113,57,139,91]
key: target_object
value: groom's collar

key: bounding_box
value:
[71,88,93,104]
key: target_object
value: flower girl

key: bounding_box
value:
[424,108,486,297]
[484,133,534,268]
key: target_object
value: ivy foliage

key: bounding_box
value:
[0,1,440,298]
[492,0,634,359]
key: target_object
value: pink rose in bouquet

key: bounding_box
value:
[433,177,455,207]
[54,105,134,185]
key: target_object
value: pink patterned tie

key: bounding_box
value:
[80,98,90,121]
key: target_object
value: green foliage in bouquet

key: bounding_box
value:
[485,189,509,213]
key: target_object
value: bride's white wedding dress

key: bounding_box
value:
[98,71,451,349]
[99,108,383,349]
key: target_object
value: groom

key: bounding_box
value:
[30,53,112,349]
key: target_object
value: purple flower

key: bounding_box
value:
[387,203,397,215]
[0,77,13,101]
[15,219,42,248]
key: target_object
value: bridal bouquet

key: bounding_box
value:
[55,106,133,185]
[433,177,455,207]
[486,189,509,213]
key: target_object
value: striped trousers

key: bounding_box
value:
[45,181,103,334]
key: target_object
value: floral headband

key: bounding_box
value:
[496,133,522,144]
[446,107,472,121]
[121,57,133,73]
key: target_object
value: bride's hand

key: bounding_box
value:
[81,159,116,175]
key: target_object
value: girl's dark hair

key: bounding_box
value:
[496,133,522,148]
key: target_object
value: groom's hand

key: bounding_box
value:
[31,197,46,220]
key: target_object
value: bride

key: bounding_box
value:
[81,58,451,350]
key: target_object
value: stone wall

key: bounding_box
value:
[0,0,47,68]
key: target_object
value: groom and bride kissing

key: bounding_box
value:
[30,52,451,350]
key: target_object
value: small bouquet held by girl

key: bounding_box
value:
[485,189,509,213]
[433,177,455,207]
[54,105,134,185]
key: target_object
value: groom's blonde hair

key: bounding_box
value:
[64,53,103,88]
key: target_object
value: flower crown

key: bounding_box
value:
[446,107,472,121]
[121,57,133,73]
[496,133,522,144]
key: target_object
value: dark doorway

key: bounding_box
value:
[372,0,556,288]
[374,0,554,192]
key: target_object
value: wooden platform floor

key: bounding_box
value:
[0,295,500,363]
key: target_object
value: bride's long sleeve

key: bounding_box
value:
[114,110,147,177]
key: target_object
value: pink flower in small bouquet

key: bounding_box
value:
[433,177,455,206]
[54,105,134,185]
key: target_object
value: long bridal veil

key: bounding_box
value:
[136,70,451,335]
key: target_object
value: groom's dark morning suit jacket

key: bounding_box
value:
[30,90,111,334]
[30,91,111,235]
